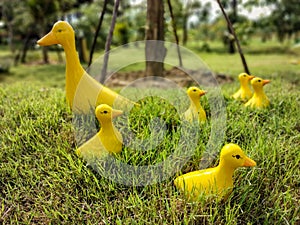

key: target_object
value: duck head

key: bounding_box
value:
[251,77,270,92]
[37,21,75,47]
[219,143,256,170]
[187,87,207,101]
[95,104,123,124]
[238,73,255,86]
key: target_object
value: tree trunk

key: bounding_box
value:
[7,21,15,54]
[40,23,49,64]
[100,0,120,82]
[20,34,30,63]
[87,0,108,68]
[227,0,237,54]
[78,33,89,63]
[167,0,182,67]
[217,0,250,74]
[227,26,235,54]
[42,44,49,64]
[145,0,166,77]
[182,13,188,46]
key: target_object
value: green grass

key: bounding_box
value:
[0,42,300,224]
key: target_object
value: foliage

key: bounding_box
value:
[74,0,110,48]
[233,18,255,45]
[114,22,130,46]
[246,0,300,42]
[0,0,94,63]
[164,0,211,45]
[123,1,147,42]
[26,0,59,22]
[0,0,30,52]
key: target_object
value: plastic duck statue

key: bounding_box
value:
[76,104,123,161]
[245,77,270,109]
[37,21,138,113]
[174,143,256,201]
[232,73,255,102]
[183,86,207,123]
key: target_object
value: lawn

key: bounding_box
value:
[0,41,299,224]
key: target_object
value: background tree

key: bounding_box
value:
[100,0,120,82]
[220,0,239,54]
[253,17,274,42]
[1,0,21,54]
[145,0,166,77]
[123,0,147,42]
[167,0,182,66]
[266,0,300,43]
[26,0,61,63]
[1,0,95,64]
[74,0,115,50]
[218,0,250,74]
[181,0,201,46]
[244,0,300,43]
[190,2,212,51]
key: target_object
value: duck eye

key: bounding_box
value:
[258,80,261,82]
[232,154,241,159]
[193,89,197,92]
[57,29,63,33]
[244,75,246,77]
[103,110,108,114]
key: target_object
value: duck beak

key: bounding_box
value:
[243,156,257,167]
[200,91,207,96]
[37,31,58,46]
[249,75,255,80]
[262,80,271,86]
[112,109,123,118]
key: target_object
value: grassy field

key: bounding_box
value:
[0,41,299,224]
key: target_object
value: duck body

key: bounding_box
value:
[245,77,270,109]
[174,143,256,200]
[232,73,255,101]
[183,87,207,123]
[75,134,109,161]
[76,104,123,161]
[37,21,136,113]
[97,105,123,154]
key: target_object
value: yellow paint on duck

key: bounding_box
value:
[37,21,137,113]
[232,73,255,101]
[174,143,256,201]
[245,77,270,109]
[76,104,123,161]
[183,87,207,123]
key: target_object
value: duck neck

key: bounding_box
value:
[99,120,115,133]
[217,160,235,178]
[190,97,202,110]
[62,38,85,103]
[253,86,266,98]
[241,81,251,92]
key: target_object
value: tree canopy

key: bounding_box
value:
[0,0,299,64]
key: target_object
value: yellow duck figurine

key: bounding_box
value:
[174,143,256,201]
[76,104,123,161]
[232,73,255,101]
[245,77,270,109]
[37,21,137,113]
[183,87,207,123]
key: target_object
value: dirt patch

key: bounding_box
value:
[105,67,234,88]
